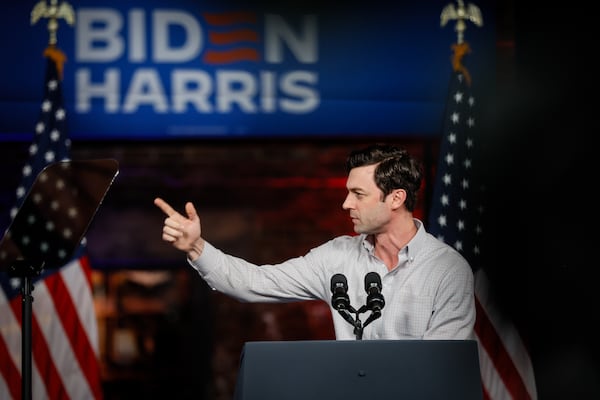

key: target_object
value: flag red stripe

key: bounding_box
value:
[46,260,103,399]
[0,328,21,400]
[475,295,532,399]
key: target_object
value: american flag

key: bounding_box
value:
[427,42,538,399]
[0,48,104,399]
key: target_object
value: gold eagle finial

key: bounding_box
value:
[31,0,75,46]
[440,0,483,44]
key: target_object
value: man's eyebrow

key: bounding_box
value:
[348,187,366,194]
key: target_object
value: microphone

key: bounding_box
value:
[330,273,350,310]
[364,272,385,312]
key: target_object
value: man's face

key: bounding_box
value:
[342,164,391,234]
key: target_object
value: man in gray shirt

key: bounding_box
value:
[154,144,475,340]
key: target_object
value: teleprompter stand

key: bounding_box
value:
[0,159,119,400]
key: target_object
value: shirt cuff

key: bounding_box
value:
[187,240,216,274]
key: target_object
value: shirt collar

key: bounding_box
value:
[407,218,427,263]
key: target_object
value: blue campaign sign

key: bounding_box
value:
[0,0,496,141]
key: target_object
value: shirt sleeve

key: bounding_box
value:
[423,257,476,340]
[187,241,328,303]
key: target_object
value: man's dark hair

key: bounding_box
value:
[346,144,423,211]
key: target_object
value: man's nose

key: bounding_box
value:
[342,195,351,210]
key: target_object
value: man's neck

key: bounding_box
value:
[372,216,417,271]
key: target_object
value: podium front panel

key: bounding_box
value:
[234,339,482,400]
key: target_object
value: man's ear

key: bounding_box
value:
[390,189,406,209]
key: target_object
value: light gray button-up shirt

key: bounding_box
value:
[189,219,475,340]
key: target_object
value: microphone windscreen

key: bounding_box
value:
[364,271,382,292]
[330,273,348,293]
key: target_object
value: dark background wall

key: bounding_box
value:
[480,2,599,399]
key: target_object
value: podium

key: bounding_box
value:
[234,340,483,400]
[0,159,119,400]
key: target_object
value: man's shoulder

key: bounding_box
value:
[420,231,471,267]
[314,234,365,252]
